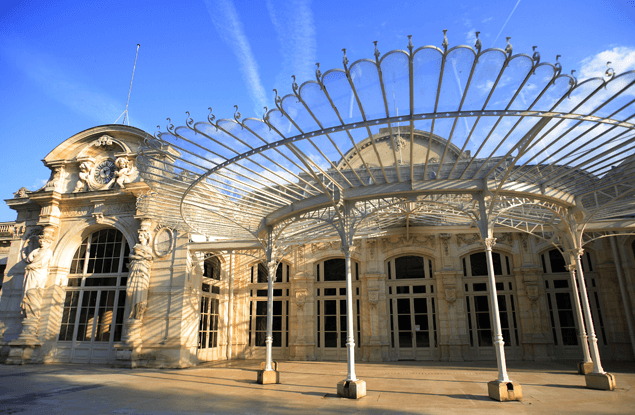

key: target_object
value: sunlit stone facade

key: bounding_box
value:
[0,125,634,368]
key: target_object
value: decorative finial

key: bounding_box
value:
[155,125,161,138]
[605,61,615,81]
[373,41,380,61]
[505,37,512,57]
[233,105,241,122]
[166,118,174,133]
[570,70,577,87]
[442,30,448,52]
[315,63,322,82]
[342,48,349,68]
[273,89,282,111]
[532,46,540,64]
[475,31,482,54]
[207,107,215,123]
[292,75,299,94]
[407,35,413,53]
[555,55,562,77]
[185,111,194,127]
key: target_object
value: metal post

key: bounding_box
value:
[573,249,604,374]
[265,259,276,371]
[610,236,635,358]
[343,245,357,382]
[484,237,510,382]
[566,262,592,364]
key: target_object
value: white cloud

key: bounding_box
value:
[205,0,268,115]
[481,17,493,23]
[0,36,122,123]
[266,0,317,91]
[579,46,635,80]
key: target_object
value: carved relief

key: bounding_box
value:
[60,205,93,217]
[295,289,308,309]
[526,285,539,303]
[456,233,480,247]
[519,233,529,252]
[367,239,377,259]
[13,187,29,198]
[445,287,457,303]
[109,157,135,189]
[439,234,452,256]
[126,225,154,320]
[380,234,435,250]
[45,166,66,192]
[311,240,342,253]
[73,161,94,192]
[494,233,513,246]
[368,289,379,307]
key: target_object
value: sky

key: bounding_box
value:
[0,0,634,221]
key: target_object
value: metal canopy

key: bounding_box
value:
[137,35,635,247]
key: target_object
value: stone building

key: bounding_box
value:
[0,123,633,372]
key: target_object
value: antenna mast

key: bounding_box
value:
[115,44,140,125]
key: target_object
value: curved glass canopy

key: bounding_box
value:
[137,37,635,246]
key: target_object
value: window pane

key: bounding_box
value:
[395,256,425,279]
[323,259,346,281]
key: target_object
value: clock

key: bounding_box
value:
[94,159,116,185]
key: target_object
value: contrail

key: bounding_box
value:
[492,0,522,48]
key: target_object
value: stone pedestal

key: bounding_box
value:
[16,317,40,343]
[5,339,42,365]
[578,361,593,375]
[257,369,280,384]
[337,380,366,399]
[260,361,278,371]
[488,380,522,402]
[585,372,616,391]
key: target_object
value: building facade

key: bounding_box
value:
[0,124,634,368]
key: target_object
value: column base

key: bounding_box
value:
[260,361,279,371]
[585,372,616,391]
[577,361,593,375]
[5,340,42,365]
[337,380,366,399]
[257,369,280,384]
[488,380,522,402]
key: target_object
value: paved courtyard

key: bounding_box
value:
[0,360,633,414]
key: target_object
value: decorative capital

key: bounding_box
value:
[566,264,576,272]
[340,244,356,255]
[483,237,497,249]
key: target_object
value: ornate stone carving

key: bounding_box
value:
[519,233,529,252]
[126,227,154,320]
[445,287,457,303]
[96,135,114,147]
[311,240,341,253]
[368,289,379,307]
[526,285,540,303]
[295,289,308,309]
[366,239,377,259]
[380,234,435,250]
[495,233,513,246]
[456,233,480,247]
[73,161,94,192]
[60,205,93,217]
[340,244,357,255]
[108,157,135,189]
[20,226,55,338]
[45,166,66,192]
[13,187,29,198]
[439,234,452,256]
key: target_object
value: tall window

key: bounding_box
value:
[462,251,519,351]
[199,256,221,349]
[248,262,290,348]
[58,229,129,344]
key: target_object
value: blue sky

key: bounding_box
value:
[0,0,634,221]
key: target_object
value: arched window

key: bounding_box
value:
[247,261,291,351]
[462,251,511,277]
[199,255,221,351]
[385,255,437,359]
[316,258,359,282]
[58,228,129,362]
[540,248,594,274]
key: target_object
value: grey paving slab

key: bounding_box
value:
[0,360,633,414]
